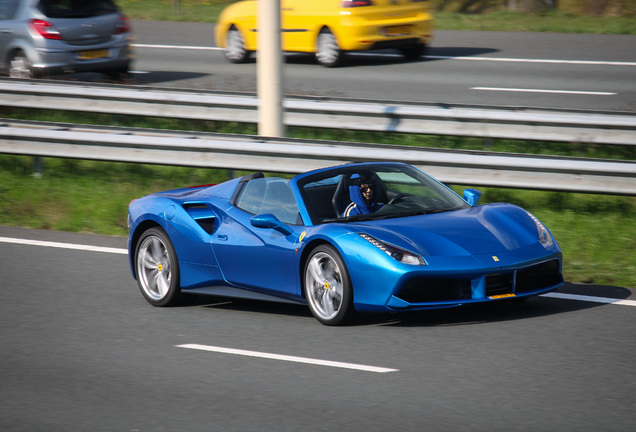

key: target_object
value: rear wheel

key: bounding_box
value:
[135,227,181,307]
[225,25,251,63]
[304,245,354,325]
[9,51,36,78]
[315,28,344,67]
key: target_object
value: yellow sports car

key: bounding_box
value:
[215,0,433,67]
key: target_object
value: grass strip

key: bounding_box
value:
[115,0,636,34]
[2,107,634,160]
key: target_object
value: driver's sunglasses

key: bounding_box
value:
[359,184,375,191]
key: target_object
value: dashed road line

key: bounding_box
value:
[471,87,616,96]
[428,55,636,67]
[133,43,218,50]
[177,343,399,373]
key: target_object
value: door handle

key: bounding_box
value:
[217,234,228,241]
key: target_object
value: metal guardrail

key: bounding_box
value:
[1,119,635,195]
[1,80,636,146]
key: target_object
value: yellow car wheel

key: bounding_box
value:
[315,28,344,68]
[224,25,251,63]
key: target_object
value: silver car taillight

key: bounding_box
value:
[31,19,62,40]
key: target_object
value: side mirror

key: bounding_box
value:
[463,188,482,206]
[250,213,293,236]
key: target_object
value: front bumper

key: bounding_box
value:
[386,258,563,310]
[351,241,563,313]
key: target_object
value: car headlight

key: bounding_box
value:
[526,211,554,249]
[359,233,426,266]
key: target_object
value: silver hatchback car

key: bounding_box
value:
[0,0,133,79]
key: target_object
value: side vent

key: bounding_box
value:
[183,203,218,234]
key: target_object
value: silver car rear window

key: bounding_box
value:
[38,0,118,18]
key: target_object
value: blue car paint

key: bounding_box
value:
[128,162,563,314]
[129,196,225,289]
[211,206,303,297]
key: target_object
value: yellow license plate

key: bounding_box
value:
[383,25,411,37]
[489,293,516,300]
[77,49,109,60]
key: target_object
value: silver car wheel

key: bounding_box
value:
[316,29,342,67]
[9,53,33,79]
[225,26,250,63]
[304,245,353,325]
[306,251,343,320]
[135,228,181,306]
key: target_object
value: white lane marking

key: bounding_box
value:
[132,44,636,67]
[472,87,616,95]
[428,55,636,67]
[1,236,633,307]
[134,44,219,51]
[0,236,127,255]
[177,343,399,373]
[542,292,636,307]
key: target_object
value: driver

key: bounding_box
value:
[342,174,383,217]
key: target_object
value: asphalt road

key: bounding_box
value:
[1,226,635,431]
[112,21,636,112]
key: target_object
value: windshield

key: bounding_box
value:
[298,164,469,225]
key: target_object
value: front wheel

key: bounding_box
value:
[315,29,344,67]
[135,227,181,307]
[304,245,354,325]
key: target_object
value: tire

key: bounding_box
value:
[9,51,37,79]
[304,244,354,325]
[135,227,181,307]
[224,25,251,63]
[315,28,344,67]
[399,43,427,61]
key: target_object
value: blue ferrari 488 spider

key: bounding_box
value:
[128,162,563,325]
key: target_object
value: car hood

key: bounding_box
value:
[355,204,541,257]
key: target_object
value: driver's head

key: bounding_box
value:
[349,173,376,205]
[358,182,375,201]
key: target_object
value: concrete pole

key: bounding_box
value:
[257,0,284,137]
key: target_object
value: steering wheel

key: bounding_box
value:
[388,193,414,205]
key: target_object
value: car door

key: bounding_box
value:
[211,178,304,297]
[281,0,320,52]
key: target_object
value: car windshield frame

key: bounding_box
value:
[296,163,469,225]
